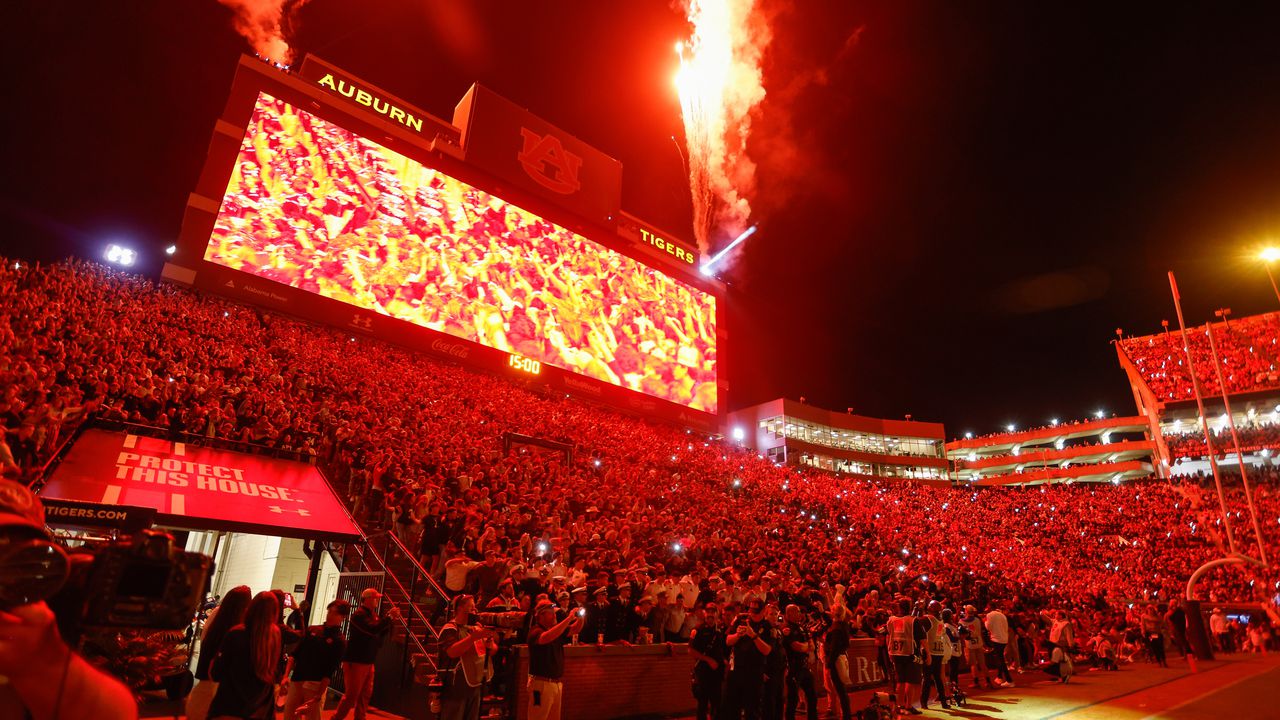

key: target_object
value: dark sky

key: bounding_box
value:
[6,1,1280,435]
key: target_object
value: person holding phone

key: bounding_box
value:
[527,598,583,720]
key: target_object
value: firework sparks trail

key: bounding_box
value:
[675,0,770,258]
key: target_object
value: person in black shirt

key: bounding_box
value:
[187,585,251,720]
[527,599,583,720]
[332,588,399,720]
[605,585,633,643]
[579,587,611,645]
[823,606,853,720]
[283,599,350,720]
[764,604,787,720]
[209,591,284,720]
[722,597,774,720]
[783,604,818,720]
[688,602,728,720]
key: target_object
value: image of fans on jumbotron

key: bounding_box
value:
[206,92,717,413]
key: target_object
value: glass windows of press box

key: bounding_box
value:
[761,417,942,459]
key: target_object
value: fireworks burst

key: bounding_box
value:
[675,0,770,258]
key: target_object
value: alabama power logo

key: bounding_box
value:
[517,128,582,195]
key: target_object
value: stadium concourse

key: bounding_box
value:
[3,258,1280,720]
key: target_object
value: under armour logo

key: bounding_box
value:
[351,315,372,330]
[517,128,582,195]
[269,505,311,517]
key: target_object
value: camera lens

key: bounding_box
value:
[0,541,70,609]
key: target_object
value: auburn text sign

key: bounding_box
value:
[40,430,361,542]
[298,55,458,143]
[453,84,622,226]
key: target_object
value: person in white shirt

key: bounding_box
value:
[1209,608,1232,653]
[984,608,1013,687]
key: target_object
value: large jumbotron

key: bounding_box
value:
[167,55,723,431]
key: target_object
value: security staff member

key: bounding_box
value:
[722,598,774,720]
[688,602,728,720]
[783,604,818,720]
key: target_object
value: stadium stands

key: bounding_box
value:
[1120,315,1280,402]
[4,258,1279,688]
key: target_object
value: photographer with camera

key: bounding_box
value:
[919,602,951,711]
[886,598,926,716]
[437,594,498,720]
[332,588,399,720]
[0,480,137,720]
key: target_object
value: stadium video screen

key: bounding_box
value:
[205,93,717,412]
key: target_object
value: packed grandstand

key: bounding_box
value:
[4,259,1279,626]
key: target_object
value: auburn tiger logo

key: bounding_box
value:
[518,128,583,195]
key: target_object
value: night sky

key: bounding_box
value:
[7,1,1280,436]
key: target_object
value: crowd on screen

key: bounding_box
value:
[1121,315,1280,402]
[4,258,1280,718]
[207,93,718,413]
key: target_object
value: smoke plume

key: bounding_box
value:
[218,0,310,64]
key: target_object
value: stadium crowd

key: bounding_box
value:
[1166,422,1280,461]
[4,259,1280,717]
[1121,315,1280,402]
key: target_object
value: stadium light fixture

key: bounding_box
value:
[165,244,177,256]
[104,244,137,267]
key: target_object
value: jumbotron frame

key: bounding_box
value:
[166,55,724,432]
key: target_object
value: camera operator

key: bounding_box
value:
[332,588,400,720]
[782,604,817,720]
[919,601,950,711]
[282,599,350,720]
[438,595,498,720]
[688,602,727,720]
[886,598,926,715]
[722,597,774,720]
[0,479,137,720]
[527,598,584,720]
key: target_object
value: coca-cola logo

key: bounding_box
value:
[431,338,470,359]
